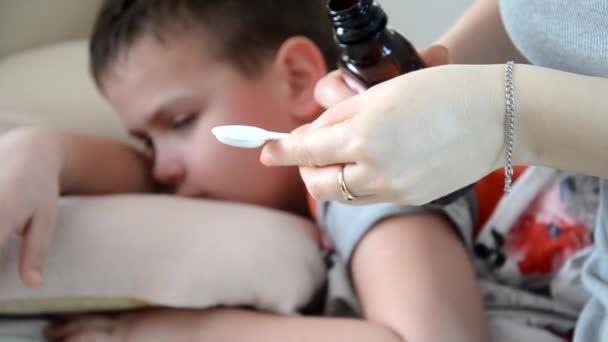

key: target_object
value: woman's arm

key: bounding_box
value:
[513,64,608,177]
[437,0,527,64]
[263,62,608,204]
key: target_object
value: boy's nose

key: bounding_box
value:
[153,157,185,189]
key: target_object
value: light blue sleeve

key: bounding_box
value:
[575,180,608,342]
[316,190,477,265]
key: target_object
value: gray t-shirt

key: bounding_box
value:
[499,1,608,340]
[500,0,608,77]
[575,182,608,342]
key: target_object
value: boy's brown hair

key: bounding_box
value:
[90,0,339,87]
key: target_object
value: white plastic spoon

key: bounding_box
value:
[211,125,290,148]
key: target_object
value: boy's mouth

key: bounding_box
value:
[175,188,212,199]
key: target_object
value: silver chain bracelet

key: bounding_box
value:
[504,61,516,194]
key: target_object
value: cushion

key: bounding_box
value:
[0,0,103,58]
[0,40,130,143]
[0,195,325,315]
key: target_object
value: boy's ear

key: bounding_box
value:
[273,37,328,122]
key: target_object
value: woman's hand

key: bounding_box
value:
[314,45,451,108]
[262,63,507,205]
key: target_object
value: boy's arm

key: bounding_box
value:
[190,223,488,342]
[139,309,406,342]
[40,128,155,194]
[351,213,488,342]
[0,127,153,288]
[436,0,527,64]
[49,308,403,342]
[51,215,487,342]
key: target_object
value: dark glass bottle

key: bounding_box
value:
[327,0,425,91]
[327,0,473,205]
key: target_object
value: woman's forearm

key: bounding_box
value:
[513,64,608,177]
[437,0,527,64]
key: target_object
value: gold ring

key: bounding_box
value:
[337,166,357,201]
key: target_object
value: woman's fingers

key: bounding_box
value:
[310,44,448,129]
[299,165,344,201]
[313,44,449,110]
[314,69,357,109]
[299,163,386,204]
[420,44,450,67]
[311,88,361,130]
[261,96,362,167]
[261,124,349,166]
[261,114,357,167]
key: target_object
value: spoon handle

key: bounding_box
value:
[265,132,290,140]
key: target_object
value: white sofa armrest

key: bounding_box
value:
[0,0,104,58]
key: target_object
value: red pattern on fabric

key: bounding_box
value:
[474,166,528,235]
[504,178,591,275]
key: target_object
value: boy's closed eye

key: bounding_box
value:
[170,113,198,130]
[130,132,155,155]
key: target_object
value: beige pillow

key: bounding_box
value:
[0,40,130,143]
[0,195,325,315]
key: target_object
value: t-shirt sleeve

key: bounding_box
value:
[574,179,608,342]
[316,190,478,264]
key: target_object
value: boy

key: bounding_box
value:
[0,0,485,341]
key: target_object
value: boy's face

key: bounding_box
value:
[101,33,310,211]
